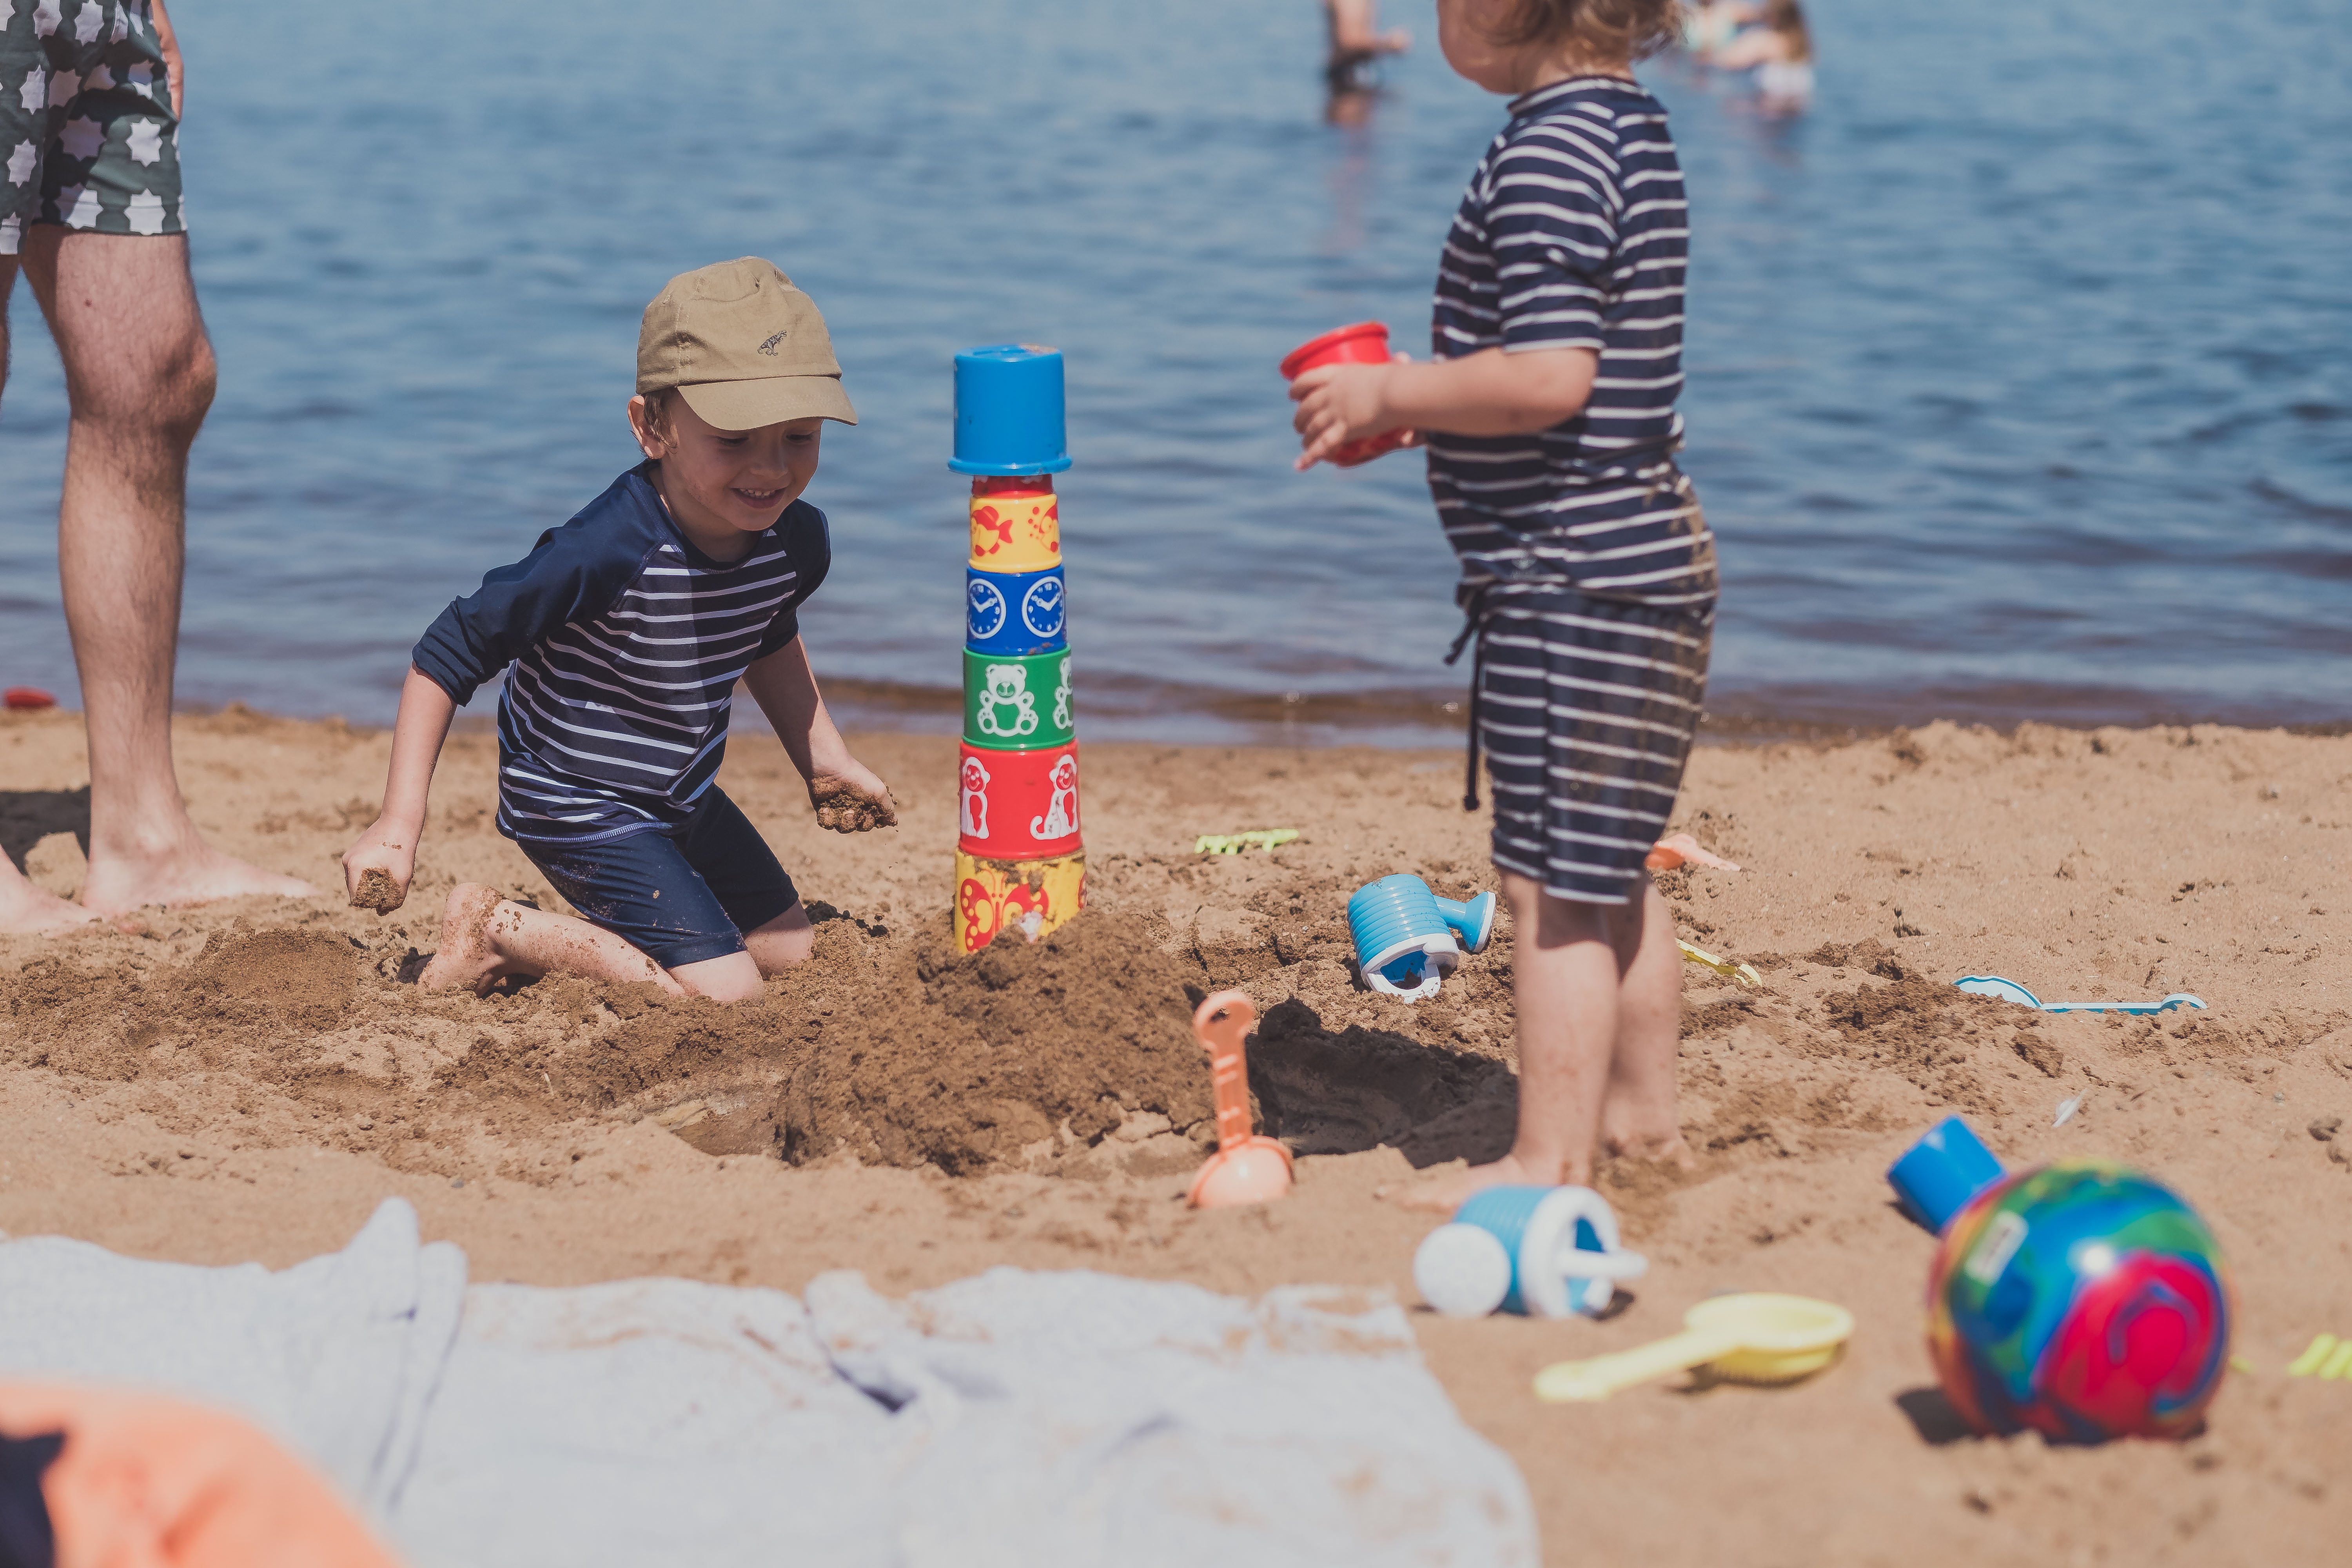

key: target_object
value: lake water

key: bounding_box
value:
[2,0,2345,744]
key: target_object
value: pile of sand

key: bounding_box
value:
[0,903,1517,1189]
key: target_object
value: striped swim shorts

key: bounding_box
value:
[1476,588,1714,904]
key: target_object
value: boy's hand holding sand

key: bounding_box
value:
[340,259,891,1002]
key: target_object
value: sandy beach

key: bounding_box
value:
[3,704,2348,1564]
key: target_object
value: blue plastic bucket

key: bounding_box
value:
[949,345,1072,476]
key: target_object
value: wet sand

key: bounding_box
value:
[3,704,2349,1564]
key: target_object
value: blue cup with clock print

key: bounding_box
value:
[966,566,1067,656]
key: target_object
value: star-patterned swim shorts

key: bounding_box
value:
[0,0,182,257]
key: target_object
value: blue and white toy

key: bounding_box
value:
[1437,888,1498,954]
[1346,875,1498,1002]
[1954,976,2206,1016]
[1414,1185,1647,1319]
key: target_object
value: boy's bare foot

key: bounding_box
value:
[78,833,320,917]
[1377,1151,1571,1214]
[0,861,101,933]
[416,883,509,995]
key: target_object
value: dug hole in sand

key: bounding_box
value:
[2,703,2350,1566]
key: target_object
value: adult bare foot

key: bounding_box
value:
[1376,1151,1570,1214]
[0,861,102,933]
[415,883,509,995]
[78,831,320,917]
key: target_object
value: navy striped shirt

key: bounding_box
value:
[1427,76,1717,608]
[413,464,829,844]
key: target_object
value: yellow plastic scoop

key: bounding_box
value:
[1534,1292,1854,1403]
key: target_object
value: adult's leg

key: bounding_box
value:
[18,227,316,915]
[0,255,100,932]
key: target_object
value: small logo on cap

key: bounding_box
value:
[757,331,788,356]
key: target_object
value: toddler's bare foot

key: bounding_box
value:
[1377,1152,1572,1214]
[80,833,319,916]
[0,864,100,934]
[416,883,510,995]
[1604,1127,1698,1172]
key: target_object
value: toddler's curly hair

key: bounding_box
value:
[1494,0,1685,60]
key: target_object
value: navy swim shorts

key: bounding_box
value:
[517,788,800,970]
[1477,588,1713,904]
[1,0,185,256]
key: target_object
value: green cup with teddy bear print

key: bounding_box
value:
[962,647,1073,751]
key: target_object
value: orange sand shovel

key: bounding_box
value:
[1187,990,1295,1209]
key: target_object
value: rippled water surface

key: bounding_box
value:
[2,0,2345,741]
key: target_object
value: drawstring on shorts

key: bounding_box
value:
[1444,587,1493,813]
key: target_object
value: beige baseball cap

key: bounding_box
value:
[635,258,858,432]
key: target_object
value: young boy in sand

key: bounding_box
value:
[1288,0,1718,1209]
[341,258,897,1003]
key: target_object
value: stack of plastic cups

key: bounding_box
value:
[951,345,1087,954]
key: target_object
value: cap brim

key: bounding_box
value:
[675,376,858,432]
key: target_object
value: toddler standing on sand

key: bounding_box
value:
[1289,0,1717,1209]
[342,258,897,1002]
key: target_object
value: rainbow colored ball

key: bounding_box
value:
[1926,1159,2232,1441]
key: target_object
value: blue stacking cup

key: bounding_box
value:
[1346,874,1461,1001]
[966,566,1067,656]
[1414,1185,1646,1319]
[949,345,1072,475]
[1886,1115,2007,1234]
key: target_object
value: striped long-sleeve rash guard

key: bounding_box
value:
[1427,76,1717,609]
[412,463,830,845]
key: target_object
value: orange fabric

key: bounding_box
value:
[0,1383,402,1568]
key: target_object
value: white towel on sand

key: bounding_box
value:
[0,1200,465,1515]
[0,1199,1536,1567]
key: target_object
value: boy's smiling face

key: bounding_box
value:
[628,391,822,561]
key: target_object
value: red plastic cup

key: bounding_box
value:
[1280,321,1412,468]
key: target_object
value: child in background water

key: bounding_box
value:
[1680,0,1753,56]
[342,258,896,1002]
[1711,0,1815,112]
[1323,0,1412,91]
[1289,0,1716,1209]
